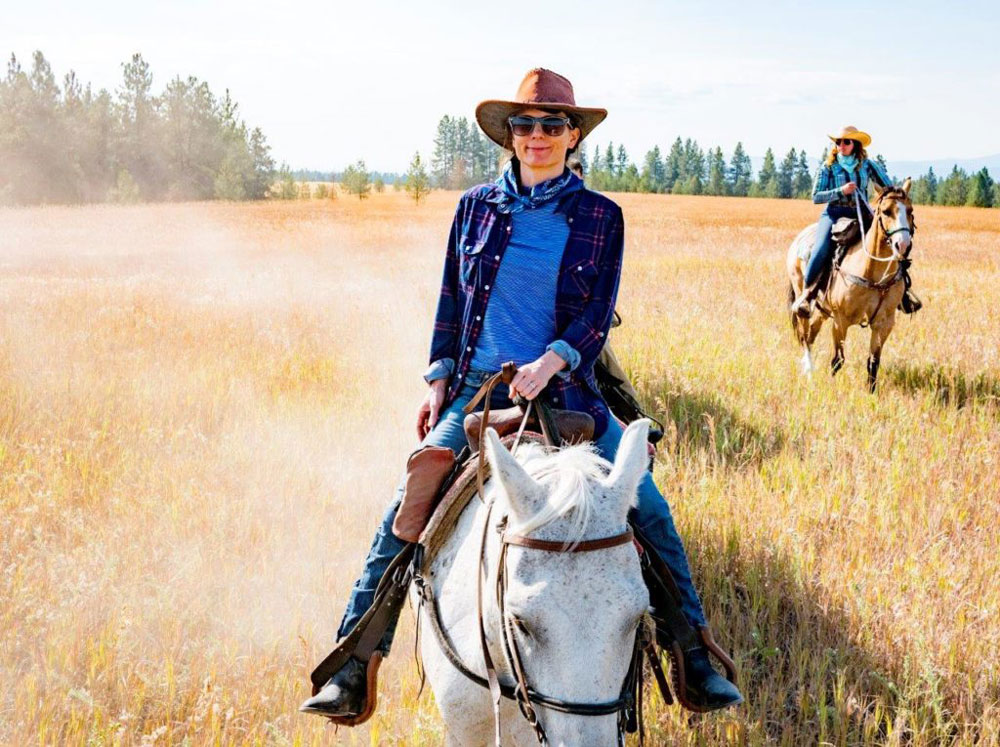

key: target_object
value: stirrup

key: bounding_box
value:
[307,545,416,725]
[315,653,383,727]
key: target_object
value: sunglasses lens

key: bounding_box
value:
[509,116,570,137]
[541,118,568,136]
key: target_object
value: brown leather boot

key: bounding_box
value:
[898,288,922,314]
[791,284,819,319]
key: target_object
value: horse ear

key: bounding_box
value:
[603,419,651,511]
[902,177,912,196]
[485,427,541,514]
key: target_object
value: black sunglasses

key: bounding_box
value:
[508,115,573,137]
[835,139,856,146]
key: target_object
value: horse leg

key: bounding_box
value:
[830,318,848,376]
[867,311,896,393]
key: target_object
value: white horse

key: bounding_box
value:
[413,419,652,746]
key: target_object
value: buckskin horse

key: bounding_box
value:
[786,179,915,392]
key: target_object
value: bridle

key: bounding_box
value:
[478,504,642,746]
[835,188,916,325]
[413,366,650,747]
[861,188,915,279]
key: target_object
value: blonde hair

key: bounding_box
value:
[825,141,868,167]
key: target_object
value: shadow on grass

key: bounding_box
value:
[885,362,1000,412]
[636,382,784,469]
[672,535,966,745]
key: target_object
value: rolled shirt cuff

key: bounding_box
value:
[546,340,581,380]
[423,357,455,383]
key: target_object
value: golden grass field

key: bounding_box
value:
[1,190,998,746]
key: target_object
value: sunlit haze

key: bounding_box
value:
[6,0,997,172]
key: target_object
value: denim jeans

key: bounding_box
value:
[804,205,856,286]
[336,372,707,654]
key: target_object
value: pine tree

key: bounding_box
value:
[706,147,727,196]
[342,159,372,199]
[727,142,752,197]
[965,168,994,207]
[405,151,431,204]
[640,145,664,193]
[664,137,684,192]
[431,115,455,188]
[937,165,968,206]
[794,150,813,198]
[755,148,778,198]
[777,148,797,198]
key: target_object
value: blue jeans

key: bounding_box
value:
[336,372,707,653]
[804,205,855,286]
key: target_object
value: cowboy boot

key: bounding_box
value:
[791,283,819,319]
[299,656,367,717]
[675,630,744,712]
[898,288,922,314]
[635,525,743,713]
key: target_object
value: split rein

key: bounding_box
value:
[412,365,649,747]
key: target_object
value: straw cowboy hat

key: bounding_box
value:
[475,68,607,149]
[828,125,872,148]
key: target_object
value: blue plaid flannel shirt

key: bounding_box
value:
[813,157,892,207]
[427,183,625,437]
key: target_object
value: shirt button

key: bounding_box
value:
[577,266,583,272]
[457,373,462,379]
[552,396,559,403]
[567,217,574,224]
[476,315,481,321]
[506,226,512,233]
[484,284,490,290]
[494,255,500,261]
[466,346,472,352]
[598,331,605,338]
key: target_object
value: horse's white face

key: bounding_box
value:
[881,178,914,256]
[486,420,652,746]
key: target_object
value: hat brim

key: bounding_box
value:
[828,131,872,148]
[475,100,608,149]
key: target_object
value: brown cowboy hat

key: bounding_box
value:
[828,125,872,148]
[475,68,607,149]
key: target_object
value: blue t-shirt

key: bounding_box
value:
[468,197,570,371]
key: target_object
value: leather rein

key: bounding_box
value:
[835,188,916,324]
[413,364,647,747]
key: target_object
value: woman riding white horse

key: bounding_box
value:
[300,68,742,721]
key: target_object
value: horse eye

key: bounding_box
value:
[510,617,531,638]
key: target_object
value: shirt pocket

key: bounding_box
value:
[563,258,600,300]
[459,238,486,287]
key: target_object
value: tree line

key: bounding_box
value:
[0,51,274,205]
[423,114,1000,208]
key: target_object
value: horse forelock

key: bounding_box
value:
[499,441,613,544]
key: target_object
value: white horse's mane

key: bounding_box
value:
[496,441,615,544]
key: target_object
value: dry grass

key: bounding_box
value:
[1,191,997,745]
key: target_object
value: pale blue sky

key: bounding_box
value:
[5,0,998,172]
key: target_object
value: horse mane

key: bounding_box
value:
[498,441,614,544]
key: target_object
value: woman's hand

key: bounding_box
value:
[416,379,448,440]
[510,350,567,401]
[841,182,857,195]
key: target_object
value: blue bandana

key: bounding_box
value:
[494,164,582,214]
[836,153,859,174]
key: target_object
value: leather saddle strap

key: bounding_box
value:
[476,498,504,747]
[309,542,416,692]
[503,528,634,553]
